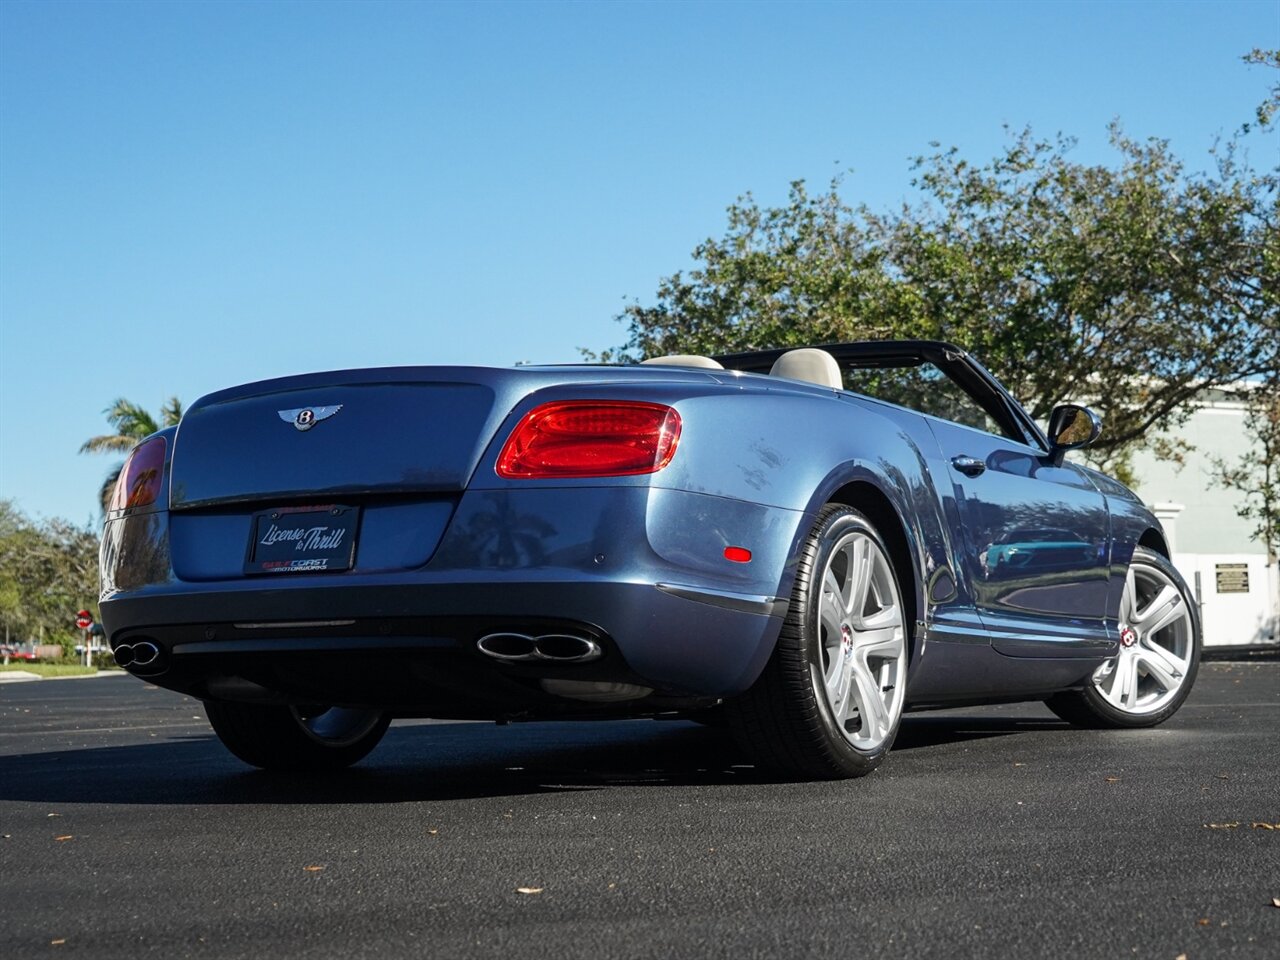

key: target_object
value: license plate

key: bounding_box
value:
[245,505,359,575]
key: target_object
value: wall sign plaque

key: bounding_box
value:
[1214,563,1250,594]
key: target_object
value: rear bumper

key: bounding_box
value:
[101,579,786,704]
[99,486,802,710]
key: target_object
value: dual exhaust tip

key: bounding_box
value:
[112,640,162,669]
[476,632,602,664]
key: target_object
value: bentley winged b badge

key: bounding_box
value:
[278,405,342,432]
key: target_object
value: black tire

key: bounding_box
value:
[1045,547,1201,729]
[204,701,391,771]
[725,504,911,780]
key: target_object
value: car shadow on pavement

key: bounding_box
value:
[894,715,1068,750]
[0,713,1069,806]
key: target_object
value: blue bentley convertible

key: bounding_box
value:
[98,341,1200,779]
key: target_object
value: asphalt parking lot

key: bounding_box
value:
[0,662,1276,960]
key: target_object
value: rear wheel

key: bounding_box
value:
[1045,547,1200,728]
[204,701,390,771]
[726,504,909,779]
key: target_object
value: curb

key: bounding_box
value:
[0,669,131,683]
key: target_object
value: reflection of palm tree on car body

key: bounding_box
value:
[467,493,556,567]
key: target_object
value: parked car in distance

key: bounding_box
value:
[98,341,1200,779]
[0,642,64,661]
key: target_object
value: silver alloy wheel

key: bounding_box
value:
[817,530,907,750]
[1092,561,1195,715]
[292,706,385,747]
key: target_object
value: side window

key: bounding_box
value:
[841,361,1013,438]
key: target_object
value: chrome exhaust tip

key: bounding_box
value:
[476,633,538,661]
[532,634,602,663]
[112,644,135,667]
[476,632,603,663]
[130,641,161,667]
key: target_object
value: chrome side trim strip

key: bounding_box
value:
[655,582,789,617]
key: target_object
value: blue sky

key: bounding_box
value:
[1,0,1276,524]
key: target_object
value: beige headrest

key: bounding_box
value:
[640,355,724,369]
[769,348,843,389]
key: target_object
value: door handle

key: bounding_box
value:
[951,455,987,477]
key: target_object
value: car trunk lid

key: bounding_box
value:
[169,369,509,510]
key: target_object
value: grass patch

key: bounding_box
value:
[0,662,100,677]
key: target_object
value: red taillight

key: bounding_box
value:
[724,546,752,563]
[496,401,682,479]
[110,436,167,510]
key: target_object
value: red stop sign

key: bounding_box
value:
[75,610,92,630]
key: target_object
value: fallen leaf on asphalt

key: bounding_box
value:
[1203,822,1240,829]
[50,939,65,946]
[1175,954,1187,960]
[427,829,439,836]
[47,813,60,818]
[1253,823,1276,830]
[54,835,73,842]
[1215,774,1230,780]
[1272,898,1280,908]
[303,865,324,872]
[1197,918,1211,926]
[1104,776,1120,782]
[1012,762,1025,767]
[516,886,544,894]
[2,834,10,839]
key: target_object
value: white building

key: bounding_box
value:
[1125,385,1278,649]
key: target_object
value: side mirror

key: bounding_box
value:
[1046,404,1102,466]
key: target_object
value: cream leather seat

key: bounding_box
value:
[640,355,724,369]
[769,348,843,389]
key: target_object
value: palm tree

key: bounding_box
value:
[81,397,183,513]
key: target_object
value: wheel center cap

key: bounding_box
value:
[841,623,853,657]
[1119,625,1138,648]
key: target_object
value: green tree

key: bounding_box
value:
[0,501,100,653]
[80,397,183,513]
[1242,48,1279,131]
[608,123,1277,478]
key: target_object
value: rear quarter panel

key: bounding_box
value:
[465,374,953,629]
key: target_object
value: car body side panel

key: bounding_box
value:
[100,372,962,704]
[1081,466,1168,630]
[924,418,1114,658]
[97,360,1163,712]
